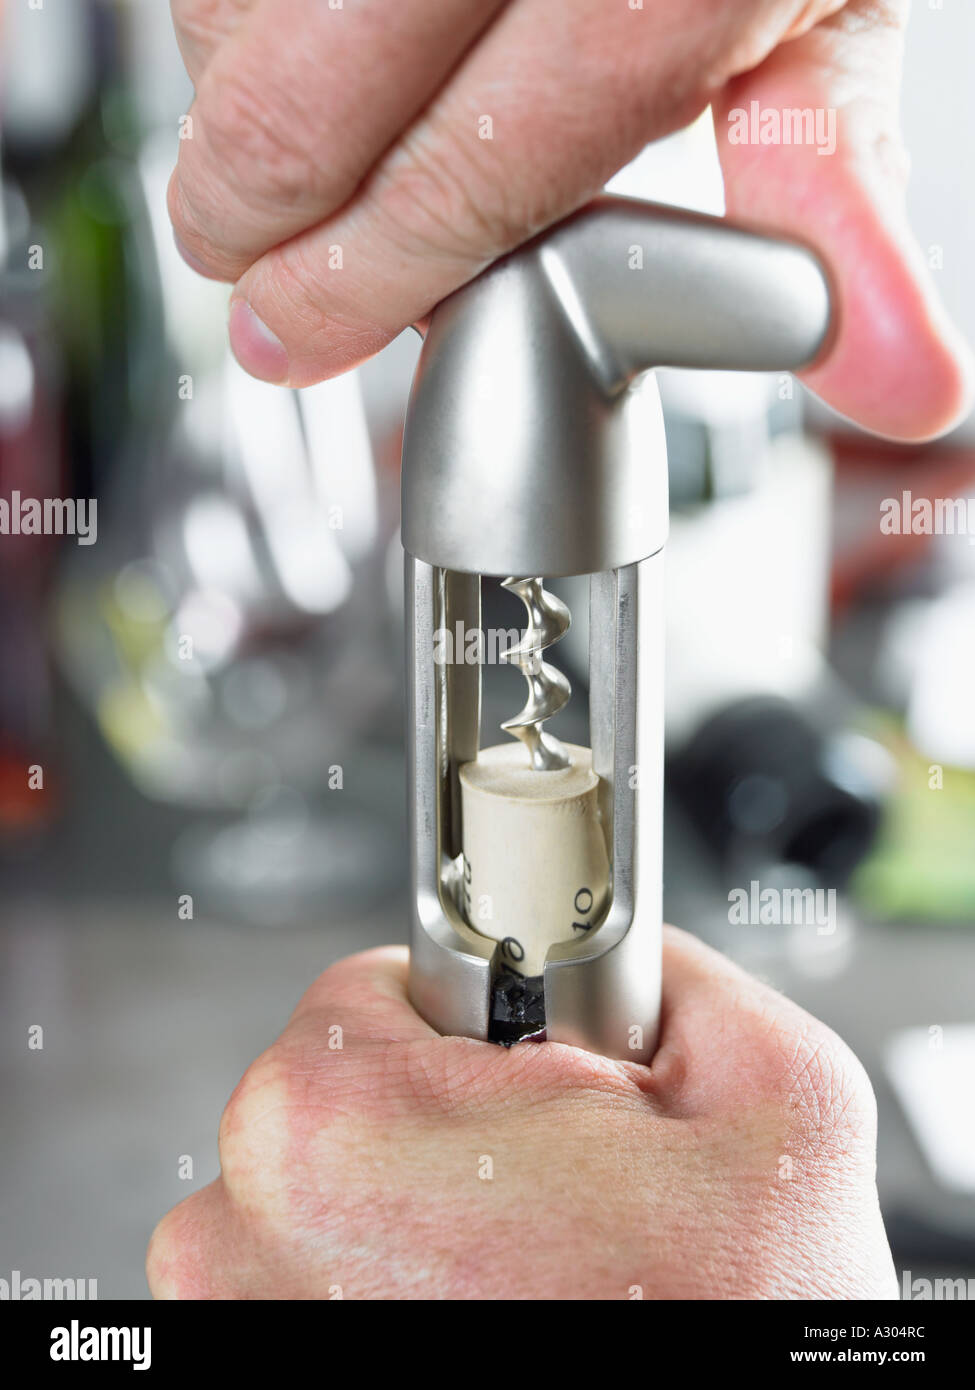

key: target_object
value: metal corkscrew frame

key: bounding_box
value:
[403,196,832,1061]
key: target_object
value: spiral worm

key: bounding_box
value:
[500,577,571,771]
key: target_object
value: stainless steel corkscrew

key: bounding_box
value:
[403,196,832,1062]
[499,576,571,771]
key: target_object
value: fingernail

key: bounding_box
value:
[229,298,289,383]
[173,232,221,280]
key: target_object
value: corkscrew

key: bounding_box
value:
[403,196,832,1061]
[499,576,571,771]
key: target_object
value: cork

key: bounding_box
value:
[459,742,610,976]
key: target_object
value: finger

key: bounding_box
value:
[657,923,793,1073]
[288,944,439,1046]
[227,0,787,384]
[713,0,974,441]
[652,925,869,1137]
[170,0,510,281]
[170,0,256,86]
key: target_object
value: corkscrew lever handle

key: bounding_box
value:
[538,195,832,389]
[402,194,833,579]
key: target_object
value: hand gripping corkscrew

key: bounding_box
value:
[402,196,833,1060]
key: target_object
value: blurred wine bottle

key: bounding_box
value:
[0,1,169,839]
[660,371,894,890]
[0,176,65,835]
[2,0,166,507]
[2,2,405,921]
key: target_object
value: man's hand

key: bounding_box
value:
[146,928,897,1300]
[169,0,971,441]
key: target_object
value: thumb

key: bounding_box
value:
[713,1,974,442]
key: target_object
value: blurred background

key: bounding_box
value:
[1,0,973,1299]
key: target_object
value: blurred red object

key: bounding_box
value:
[0,315,65,835]
[0,743,58,832]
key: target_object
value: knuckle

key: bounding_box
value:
[375,118,526,265]
[196,62,323,214]
[171,0,225,47]
[215,1027,378,1231]
[217,1046,293,1199]
[166,167,233,277]
[166,170,201,250]
[782,0,848,41]
[145,1192,213,1300]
